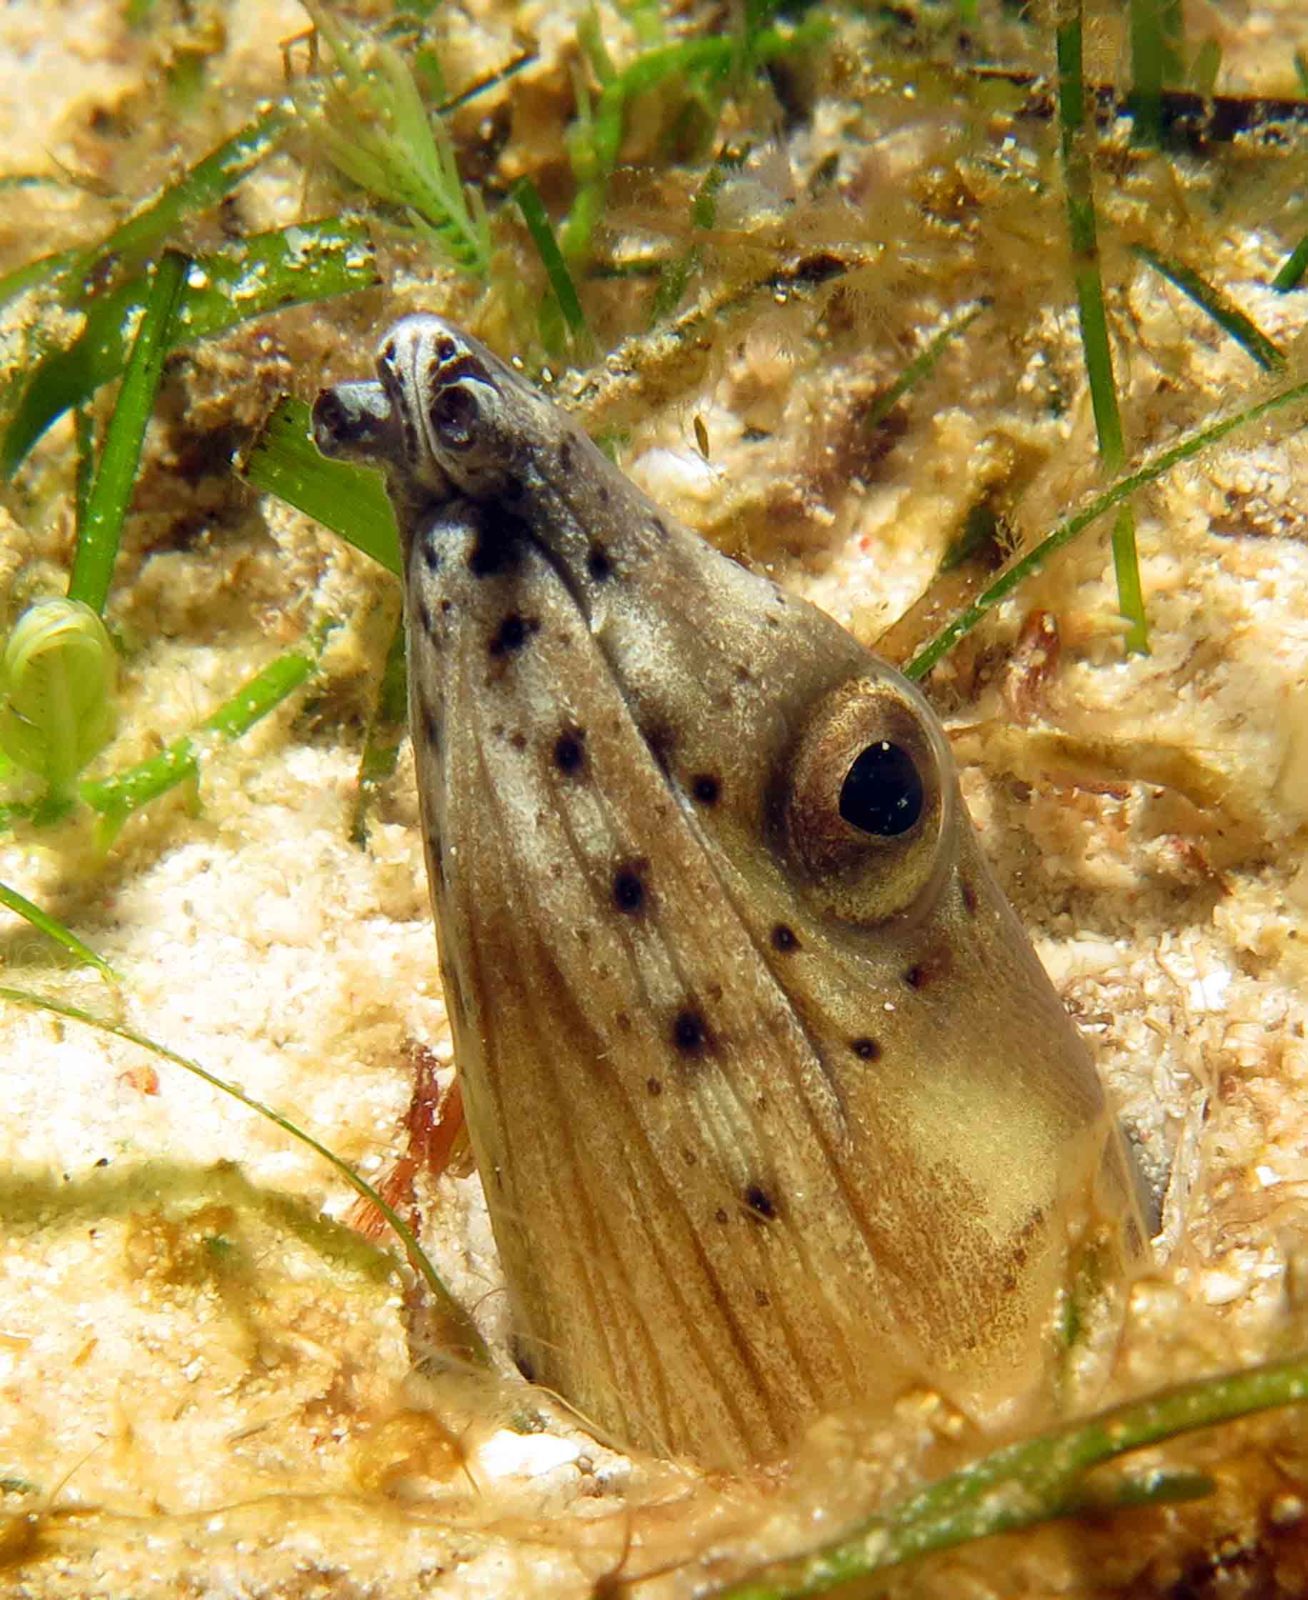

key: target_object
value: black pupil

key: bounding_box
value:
[838,742,924,836]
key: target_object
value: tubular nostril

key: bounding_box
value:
[311,387,348,445]
[311,381,394,462]
[431,385,479,450]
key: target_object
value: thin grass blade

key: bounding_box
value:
[0,248,81,315]
[1056,3,1148,652]
[68,250,188,614]
[0,879,118,982]
[865,303,984,432]
[80,636,325,834]
[512,177,592,355]
[1273,235,1308,292]
[88,107,288,287]
[73,407,95,534]
[712,1355,1308,1598]
[0,109,286,317]
[1127,0,1183,147]
[1135,242,1285,369]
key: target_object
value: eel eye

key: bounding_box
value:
[839,741,924,836]
[783,675,953,924]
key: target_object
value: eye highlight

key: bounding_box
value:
[781,672,954,925]
[838,741,924,836]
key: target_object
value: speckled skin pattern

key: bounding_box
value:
[313,317,1146,1468]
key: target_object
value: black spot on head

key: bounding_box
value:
[611,862,647,914]
[489,613,539,656]
[467,509,528,577]
[417,597,435,636]
[903,949,950,990]
[714,1207,729,1224]
[650,516,669,540]
[961,877,979,915]
[754,1289,770,1307]
[672,1007,710,1057]
[691,773,720,805]
[468,534,505,576]
[559,438,574,471]
[512,1343,536,1382]
[435,334,458,362]
[421,537,440,573]
[770,923,799,953]
[851,1036,881,1061]
[646,1076,663,1096]
[381,339,398,366]
[597,483,611,505]
[553,728,586,773]
[744,1183,777,1221]
[586,543,613,581]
